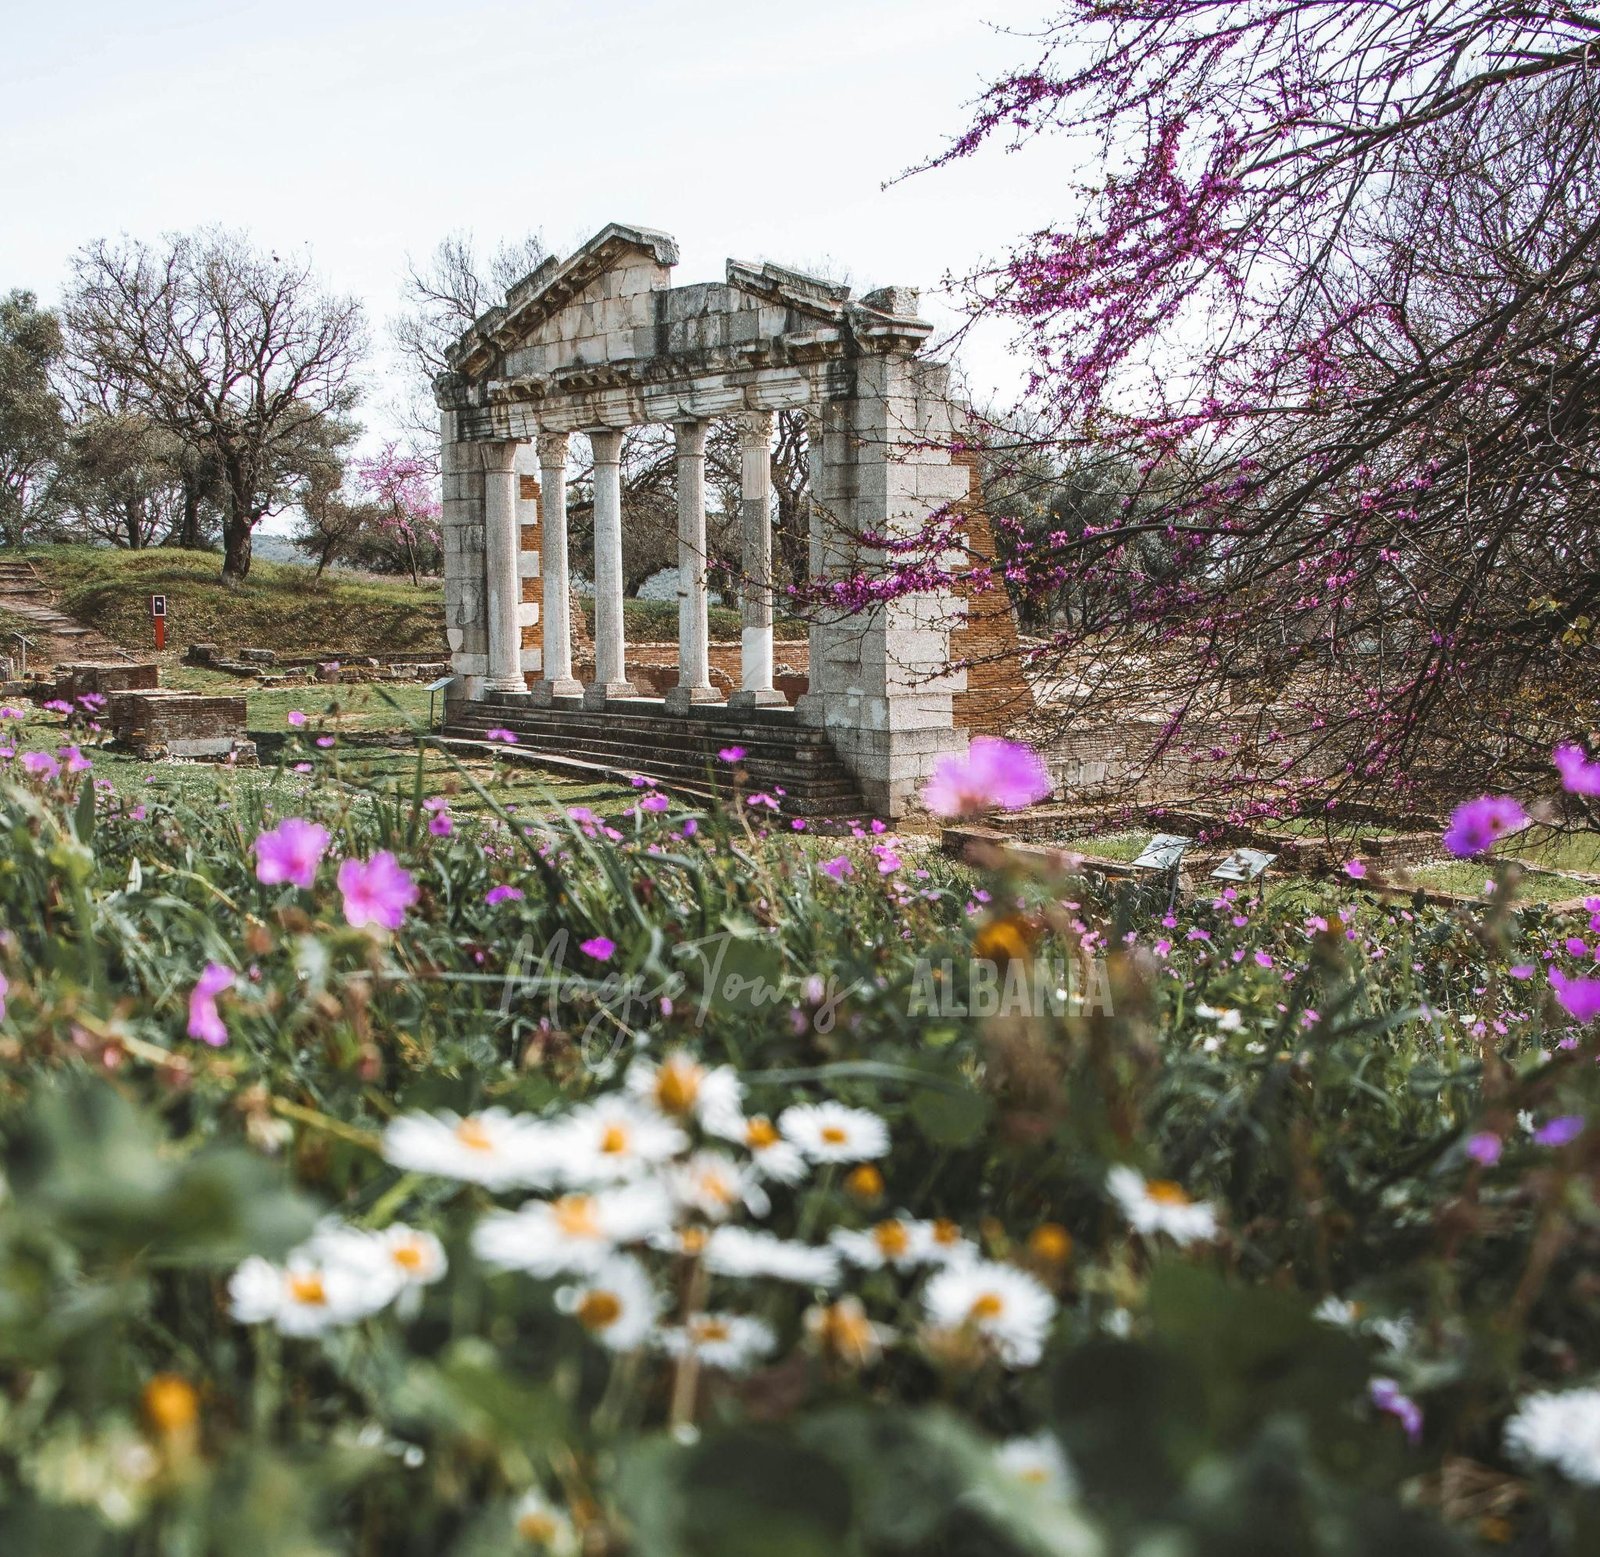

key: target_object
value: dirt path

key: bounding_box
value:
[0,558,135,674]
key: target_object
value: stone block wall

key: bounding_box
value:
[441,409,488,696]
[798,355,968,816]
[107,690,248,759]
[54,662,159,700]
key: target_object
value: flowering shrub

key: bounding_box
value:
[1,729,1600,1552]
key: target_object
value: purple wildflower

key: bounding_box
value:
[1442,796,1527,858]
[253,818,330,890]
[1534,1115,1584,1148]
[1550,967,1600,1023]
[337,852,419,931]
[921,737,1052,818]
[1554,743,1600,797]
[187,962,235,1047]
[485,884,525,906]
[580,935,616,962]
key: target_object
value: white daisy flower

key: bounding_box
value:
[227,1252,389,1337]
[554,1256,661,1351]
[667,1150,770,1222]
[831,1215,961,1270]
[708,1112,810,1183]
[778,1101,890,1164]
[474,1181,673,1277]
[921,1260,1057,1367]
[559,1097,687,1185]
[702,1225,841,1286]
[307,1220,448,1304]
[381,1108,563,1192]
[626,1051,743,1134]
[510,1488,578,1552]
[1313,1296,1362,1328]
[924,1217,980,1265]
[1106,1165,1219,1245]
[658,1312,777,1373]
[1505,1387,1600,1486]
[995,1433,1077,1499]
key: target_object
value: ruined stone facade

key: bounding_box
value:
[436,222,1028,816]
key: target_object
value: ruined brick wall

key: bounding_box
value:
[948,448,1034,737]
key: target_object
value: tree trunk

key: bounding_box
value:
[179,479,202,549]
[222,513,253,582]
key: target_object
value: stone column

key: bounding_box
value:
[531,429,582,703]
[481,439,529,695]
[666,418,717,714]
[584,427,636,706]
[729,409,785,708]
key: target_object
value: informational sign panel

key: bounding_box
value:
[1211,848,1277,882]
[150,594,167,650]
[1131,834,1193,872]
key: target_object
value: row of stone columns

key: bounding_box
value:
[476,420,782,709]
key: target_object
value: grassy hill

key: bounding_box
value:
[19,546,446,657]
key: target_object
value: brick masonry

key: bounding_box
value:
[107,690,251,760]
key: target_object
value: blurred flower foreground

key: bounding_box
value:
[3,709,1600,1556]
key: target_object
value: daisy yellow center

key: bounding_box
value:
[697,1170,735,1205]
[1018,1466,1050,1485]
[931,1218,961,1246]
[142,1375,199,1434]
[969,1292,1005,1322]
[599,1123,631,1155]
[454,1118,494,1153]
[693,1317,731,1343]
[552,1195,602,1238]
[745,1117,779,1149]
[1145,1180,1190,1206]
[288,1272,328,1307]
[1028,1223,1072,1263]
[392,1239,428,1272]
[873,1221,911,1257]
[576,1289,623,1331]
[679,1227,708,1255]
[655,1059,702,1115]
[820,1125,849,1145]
[517,1511,558,1543]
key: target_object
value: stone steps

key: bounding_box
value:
[442,695,869,819]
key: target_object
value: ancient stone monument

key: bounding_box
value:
[436,222,1026,816]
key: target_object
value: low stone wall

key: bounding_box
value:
[107,689,254,762]
[53,661,160,700]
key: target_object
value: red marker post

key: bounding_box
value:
[150,594,167,651]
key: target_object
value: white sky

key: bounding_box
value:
[1,0,1079,525]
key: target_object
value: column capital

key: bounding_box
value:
[478,438,520,474]
[585,427,625,464]
[536,428,569,466]
[731,409,775,449]
[674,418,709,457]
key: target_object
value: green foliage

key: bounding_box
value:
[0,715,1598,1551]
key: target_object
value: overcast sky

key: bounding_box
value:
[1,0,1076,493]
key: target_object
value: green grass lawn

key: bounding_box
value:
[19,545,446,657]
[1059,831,1153,862]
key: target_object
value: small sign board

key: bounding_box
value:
[1132,832,1196,870]
[1131,834,1193,872]
[1211,848,1277,883]
[425,676,456,693]
[149,594,166,618]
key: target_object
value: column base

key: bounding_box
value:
[482,676,531,696]
[530,677,584,705]
[664,684,721,715]
[728,687,788,710]
[582,680,640,710]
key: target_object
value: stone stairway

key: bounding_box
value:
[442,693,869,819]
[0,558,134,672]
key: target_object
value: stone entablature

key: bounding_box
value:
[437,220,993,816]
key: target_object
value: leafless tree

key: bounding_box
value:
[63,229,365,581]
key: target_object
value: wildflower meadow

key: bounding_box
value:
[1,698,1599,1556]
